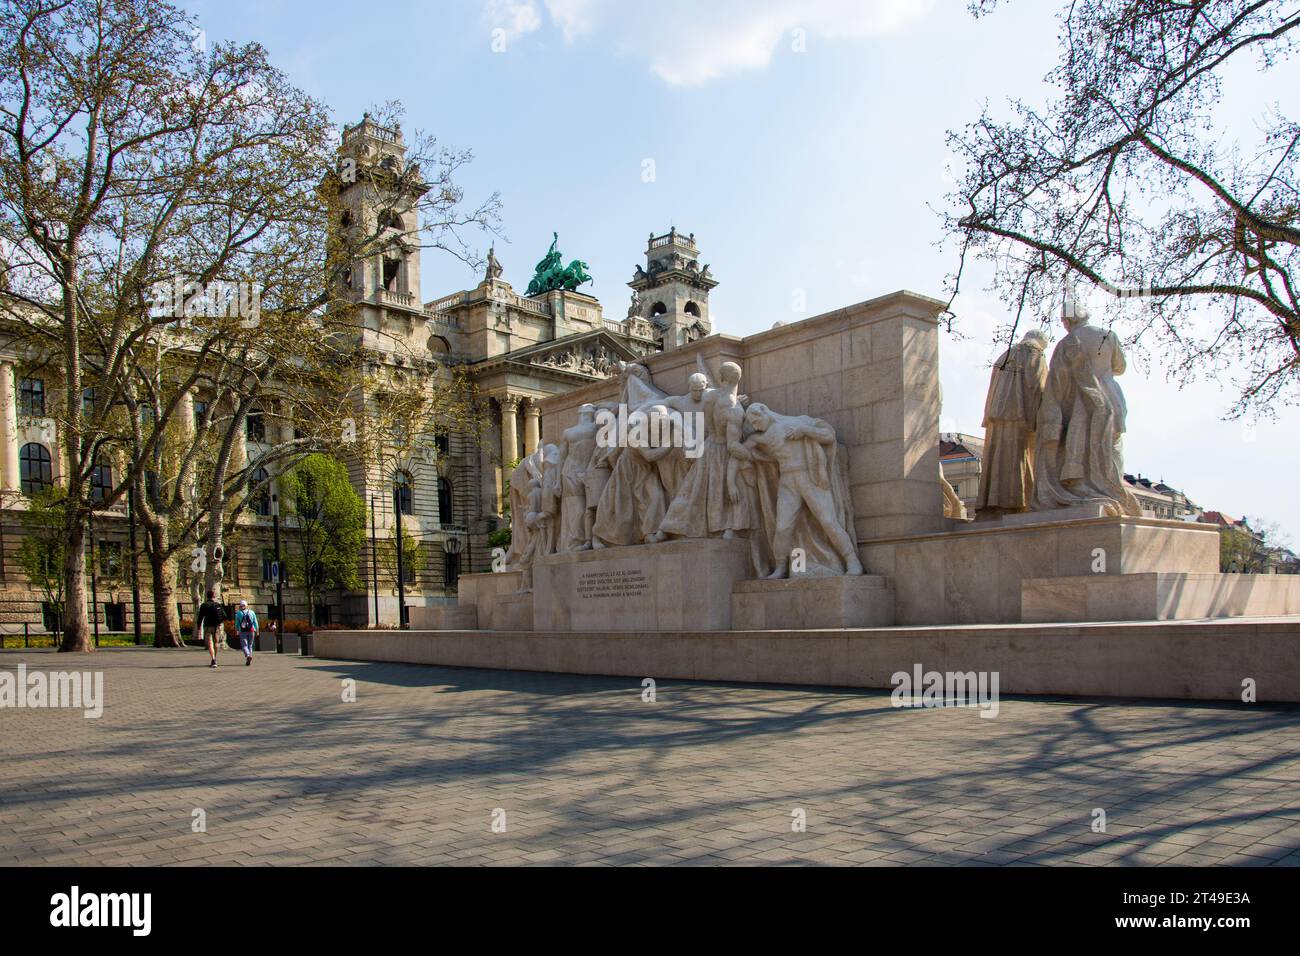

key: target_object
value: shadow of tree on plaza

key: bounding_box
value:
[3,651,1299,865]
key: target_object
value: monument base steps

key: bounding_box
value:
[313,617,1300,703]
[1022,572,1300,623]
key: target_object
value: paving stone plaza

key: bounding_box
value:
[2,649,1298,867]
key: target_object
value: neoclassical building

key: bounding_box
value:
[0,114,719,632]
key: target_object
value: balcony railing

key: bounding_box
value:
[649,230,696,250]
[374,289,418,310]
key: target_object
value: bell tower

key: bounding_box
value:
[332,114,427,310]
[628,228,717,351]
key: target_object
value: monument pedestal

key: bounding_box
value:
[731,575,894,629]
[1023,572,1300,623]
[860,515,1221,625]
[533,538,751,632]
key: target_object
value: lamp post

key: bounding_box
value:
[128,484,142,645]
[271,491,284,654]
[370,495,379,626]
[88,513,99,647]
[394,476,407,627]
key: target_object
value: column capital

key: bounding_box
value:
[499,394,520,412]
[523,399,541,417]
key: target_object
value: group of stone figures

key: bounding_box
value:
[976,300,1141,518]
[504,360,864,587]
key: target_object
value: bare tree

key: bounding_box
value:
[946,0,1300,414]
[0,1,501,650]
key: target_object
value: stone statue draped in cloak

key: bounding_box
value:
[591,363,677,547]
[657,361,751,540]
[977,329,1048,515]
[1032,301,1140,516]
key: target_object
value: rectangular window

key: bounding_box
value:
[90,462,112,504]
[41,602,61,633]
[193,399,209,423]
[19,377,45,416]
[313,604,332,626]
[261,550,276,583]
[82,387,95,418]
[98,541,123,578]
[246,412,265,442]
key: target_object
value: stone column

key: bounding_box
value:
[499,395,519,466]
[523,400,540,456]
[0,360,18,490]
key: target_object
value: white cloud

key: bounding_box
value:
[485,0,934,85]
[487,0,543,41]
[544,0,600,43]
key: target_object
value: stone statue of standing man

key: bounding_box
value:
[1032,300,1140,516]
[976,329,1048,515]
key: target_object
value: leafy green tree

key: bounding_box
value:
[15,489,71,638]
[280,454,366,616]
[1220,517,1289,573]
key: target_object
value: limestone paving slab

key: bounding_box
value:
[1,648,1298,867]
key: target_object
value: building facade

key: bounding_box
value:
[0,115,711,634]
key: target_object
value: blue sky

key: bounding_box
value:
[186,0,1300,540]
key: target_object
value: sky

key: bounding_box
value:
[185,0,1300,542]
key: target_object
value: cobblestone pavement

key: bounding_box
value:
[2,648,1299,866]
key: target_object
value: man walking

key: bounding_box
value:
[233,600,259,666]
[197,590,226,669]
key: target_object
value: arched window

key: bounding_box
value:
[651,301,668,316]
[20,443,52,495]
[437,477,453,525]
[90,461,112,504]
[685,301,701,317]
[393,470,413,516]
[251,467,271,517]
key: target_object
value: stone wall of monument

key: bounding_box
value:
[540,290,951,546]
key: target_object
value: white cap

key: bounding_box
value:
[238,599,248,607]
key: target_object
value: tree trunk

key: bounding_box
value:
[148,523,184,647]
[59,519,92,653]
[204,481,226,603]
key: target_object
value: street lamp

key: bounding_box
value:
[127,484,142,645]
[271,490,284,653]
[88,513,99,648]
[370,495,379,626]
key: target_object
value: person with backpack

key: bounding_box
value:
[197,590,227,669]
[234,600,259,666]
